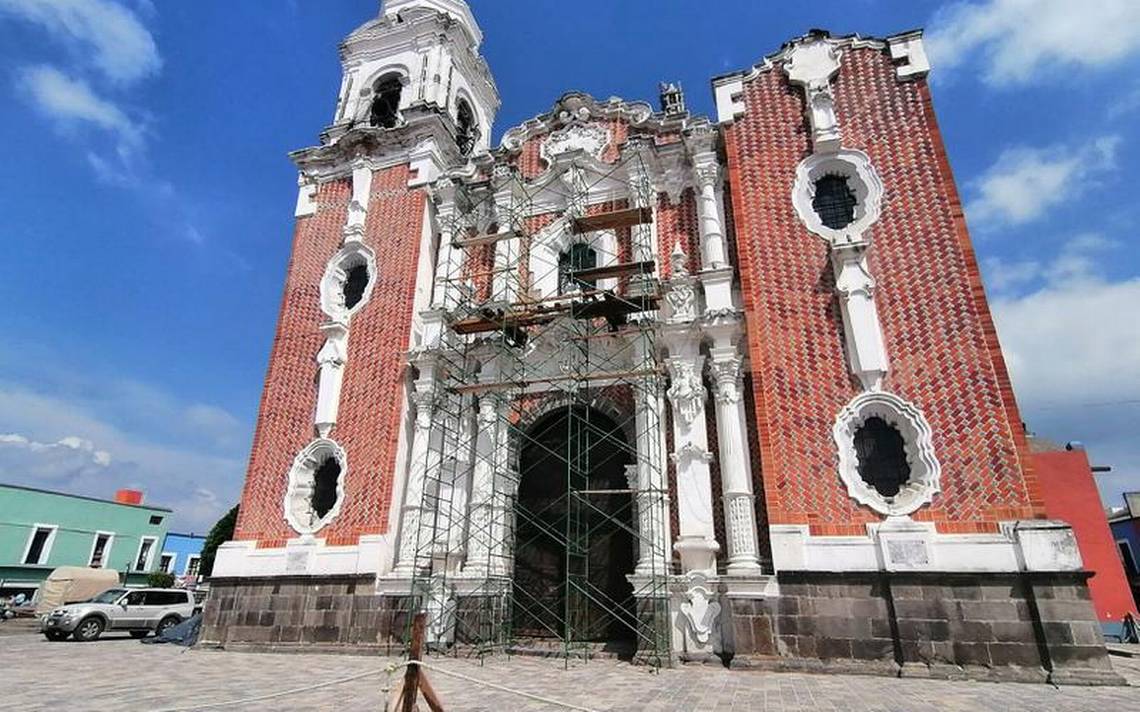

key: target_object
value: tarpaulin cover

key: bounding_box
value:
[141,612,202,646]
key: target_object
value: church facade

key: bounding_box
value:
[202,0,1118,683]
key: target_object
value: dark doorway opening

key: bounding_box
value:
[513,405,636,645]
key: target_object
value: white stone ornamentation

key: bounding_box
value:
[791,149,883,246]
[283,438,347,535]
[314,322,349,438]
[540,123,611,167]
[784,37,842,153]
[832,390,941,517]
[320,243,377,321]
[679,575,721,647]
[666,360,705,426]
[888,34,930,81]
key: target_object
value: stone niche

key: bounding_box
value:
[725,571,1123,685]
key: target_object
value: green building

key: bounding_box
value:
[0,483,172,597]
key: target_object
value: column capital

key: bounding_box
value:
[708,355,744,405]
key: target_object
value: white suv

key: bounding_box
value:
[40,587,195,642]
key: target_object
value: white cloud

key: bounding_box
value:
[991,236,1140,502]
[927,0,1140,86]
[967,136,1118,229]
[17,65,143,152]
[0,0,160,85]
[0,378,248,532]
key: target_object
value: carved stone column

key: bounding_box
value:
[663,325,719,575]
[431,180,462,311]
[707,342,763,574]
[464,385,505,574]
[631,341,669,577]
[693,162,727,270]
[393,371,439,576]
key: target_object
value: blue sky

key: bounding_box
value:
[1,0,1138,532]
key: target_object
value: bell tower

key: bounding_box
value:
[323,0,500,173]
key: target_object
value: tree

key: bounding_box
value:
[199,504,238,578]
[147,572,175,588]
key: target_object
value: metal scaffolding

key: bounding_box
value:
[403,149,673,668]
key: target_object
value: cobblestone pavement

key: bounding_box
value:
[4,631,1140,712]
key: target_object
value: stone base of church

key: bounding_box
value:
[201,570,1123,685]
[199,575,413,654]
[724,571,1124,685]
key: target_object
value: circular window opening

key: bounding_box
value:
[812,174,857,230]
[853,416,911,498]
[310,455,342,520]
[342,263,369,311]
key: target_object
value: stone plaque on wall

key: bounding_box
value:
[285,547,312,574]
[885,538,929,568]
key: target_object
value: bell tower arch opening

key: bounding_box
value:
[512,404,637,647]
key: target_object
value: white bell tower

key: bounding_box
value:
[323,0,499,164]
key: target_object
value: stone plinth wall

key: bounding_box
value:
[200,575,413,653]
[727,571,1122,684]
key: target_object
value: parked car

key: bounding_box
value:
[40,587,195,642]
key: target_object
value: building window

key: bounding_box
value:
[833,390,941,517]
[22,526,56,565]
[558,243,597,294]
[89,533,112,568]
[284,438,348,534]
[311,456,341,519]
[186,555,201,578]
[369,75,403,128]
[320,244,377,321]
[791,149,884,244]
[456,99,477,156]
[812,174,857,230]
[149,515,164,525]
[853,416,911,497]
[135,537,156,571]
[159,553,175,574]
[342,263,369,310]
[1119,540,1139,577]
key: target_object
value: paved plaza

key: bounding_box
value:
[2,628,1139,711]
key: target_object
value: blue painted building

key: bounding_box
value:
[159,532,206,583]
[1108,492,1140,611]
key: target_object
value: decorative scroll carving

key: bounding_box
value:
[540,123,611,166]
[784,37,842,153]
[680,578,721,645]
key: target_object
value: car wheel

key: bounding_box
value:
[44,630,69,642]
[156,616,179,636]
[72,617,104,642]
[129,630,150,639]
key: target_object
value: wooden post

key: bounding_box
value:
[401,613,426,712]
[396,612,445,712]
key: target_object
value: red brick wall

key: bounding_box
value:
[235,165,426,547]
[1035,448,1138,622]
[723,46,1045,535]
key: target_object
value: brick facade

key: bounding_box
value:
[723,45,1046,536]
[234,165,426,548]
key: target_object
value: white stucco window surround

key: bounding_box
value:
[284,438,348,535]
[320,243,377,321]
[791,149,883,245]
[832,390,940,517]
